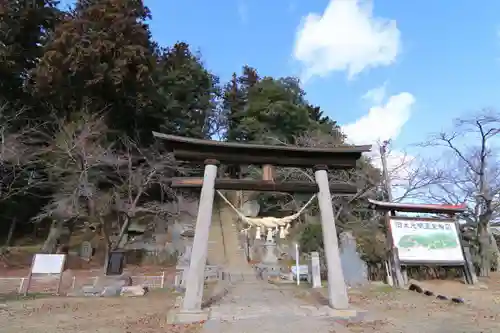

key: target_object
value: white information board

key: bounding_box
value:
[25,253,67,295]
[390,219,464,263]
[291,265,309,276]
[31,254,66,274]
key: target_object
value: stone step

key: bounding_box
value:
[218,208,252,272]
[207,210,227,266]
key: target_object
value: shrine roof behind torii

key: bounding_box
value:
[152,132,371,168]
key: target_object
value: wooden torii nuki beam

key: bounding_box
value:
[169,177,358,194]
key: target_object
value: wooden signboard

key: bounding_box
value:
[25,254,67,295]
[390,218,465,265]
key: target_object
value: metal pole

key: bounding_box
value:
[295,243,300,286]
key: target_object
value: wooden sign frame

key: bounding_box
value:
[24,254,67,296]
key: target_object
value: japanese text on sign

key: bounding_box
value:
[393,221,452,231]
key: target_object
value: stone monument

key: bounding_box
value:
[308,251,322,288]
[339,231,368,287]
[80,241,93,262]
[176,244,193,288]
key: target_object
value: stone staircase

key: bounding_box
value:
[219,208,253,275]
[206,201,256,282]
[207,208,227,267]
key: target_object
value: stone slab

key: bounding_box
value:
[94,274,132,288]
[174,296,184,308]
[319,306,368,321]
[120,285,148,297]
[100,285,122,297]
[167,308,211,324]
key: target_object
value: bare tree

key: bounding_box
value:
[36,112,183,260]
[0,104,44,250]
[417,109,500,276]
[0,104,42,199]
[34,112,113,253]
[373,139,446,204]
[106,137,179,252]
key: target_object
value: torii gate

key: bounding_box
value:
[153,132,371,322]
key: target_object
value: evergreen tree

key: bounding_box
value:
[0,0,60,120]
[223,73,246,141]
[31,0,158,141]
[153,42,220,139]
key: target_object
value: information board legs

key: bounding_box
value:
[24,255,36,296]
[462,246,478,285]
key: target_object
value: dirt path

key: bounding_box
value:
[202,280,348,333]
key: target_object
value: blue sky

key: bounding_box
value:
[58,0,500,154]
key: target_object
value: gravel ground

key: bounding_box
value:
[0,290,203,333]
[314,277,500,333]
[1,274,500,333]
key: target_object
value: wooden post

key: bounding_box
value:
[24,255,36,296]
[56,255,67,295]
[454,217,477,285]
[462,246,478,284]
[262,164,275,182]
[380,143,405,288]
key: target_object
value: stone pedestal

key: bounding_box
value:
[261,240,279,265]
[257,240,281,278]
[167,308,211,324]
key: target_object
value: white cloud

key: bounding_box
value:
[343,91,416,201]
[293,0,401,80]
[361,81,388,105]
[343,92,415,145]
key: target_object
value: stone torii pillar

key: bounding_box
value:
[179,159,218,318]
[314,165,349,309]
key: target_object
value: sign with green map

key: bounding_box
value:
[390,219,465,263]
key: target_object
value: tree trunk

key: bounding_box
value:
[101,216,112,273]
[477,222,491,277]
[489,231,500,271]
[4,218,17,247]
[42,219,64,253]
[112,214,131,251]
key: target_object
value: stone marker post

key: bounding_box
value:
[181,160,218,312]
[309,251,322,288]
[314,165,349,309]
